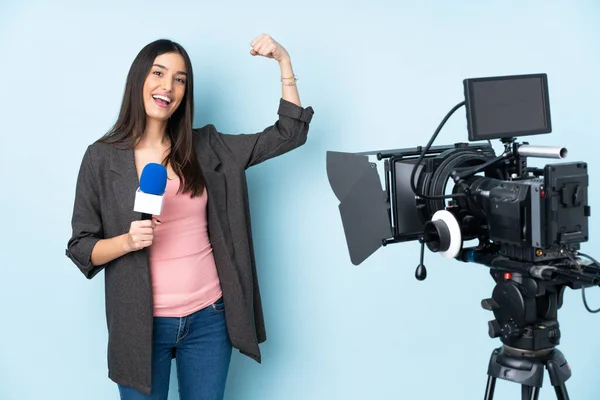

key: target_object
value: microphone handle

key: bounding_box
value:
[141,213,153,220]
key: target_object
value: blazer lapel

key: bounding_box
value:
[109,146,141,230]
[194,134,236,260]
[107,145,152,286]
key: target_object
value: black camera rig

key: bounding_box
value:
[326,73,600,399]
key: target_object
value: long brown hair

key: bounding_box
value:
[98,39,204,197]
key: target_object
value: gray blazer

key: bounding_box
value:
[66,98,314,394]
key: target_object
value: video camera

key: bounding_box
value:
[327,73,600,399]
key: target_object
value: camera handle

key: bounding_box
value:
[415,241,427,281]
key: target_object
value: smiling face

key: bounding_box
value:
[142,52,188,122]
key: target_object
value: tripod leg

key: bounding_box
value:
[484,375,496,400]
[521,385,540,400]
[554,384,570,400]
[545,350,571,400]
[521,385,531,400]
[529,387,540,400]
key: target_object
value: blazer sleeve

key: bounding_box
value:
[214,98,314,169]
[65,145,105,279]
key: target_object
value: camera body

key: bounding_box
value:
[410,141,590,265]
[461,162,589,262]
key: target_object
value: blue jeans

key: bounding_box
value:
[118,297,232,400]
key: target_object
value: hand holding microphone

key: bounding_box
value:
[88,163,169,264]
[126,219,160,251]
[128,162,168,252]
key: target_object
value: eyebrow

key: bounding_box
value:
[152,63,187,76]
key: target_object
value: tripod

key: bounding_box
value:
[483,345,571,400]
[479,269,575,399]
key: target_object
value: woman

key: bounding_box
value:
[65,34,314,400]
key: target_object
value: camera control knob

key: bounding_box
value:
[502,320,522,340]
[488,320,502,338]
[548,328,561,345]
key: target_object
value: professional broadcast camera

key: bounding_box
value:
[327,73,600,400]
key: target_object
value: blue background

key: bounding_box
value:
[1,0,600,399]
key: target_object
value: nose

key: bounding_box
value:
[161,76,172,92]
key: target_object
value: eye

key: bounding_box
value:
[153,70,163,77]
[175,78,186,84]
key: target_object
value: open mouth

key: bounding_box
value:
[152,94,172,109]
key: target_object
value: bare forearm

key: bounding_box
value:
[90,234,131,266]
[279,58,301,107]
[248,34,302,107]
[90,219,157,265]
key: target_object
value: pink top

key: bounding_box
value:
[148,177,222,317]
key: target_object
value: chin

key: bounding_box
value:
[144,105,173,121]
[151,111,172,120]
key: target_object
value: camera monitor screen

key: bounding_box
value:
[464,73,552,141]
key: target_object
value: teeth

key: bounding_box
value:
[152,95,171,103]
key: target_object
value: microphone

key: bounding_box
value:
[133,163,168,220]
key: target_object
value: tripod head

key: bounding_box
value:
[465,249,600,399]
[483,270,565,353]
[458,246,600,353]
